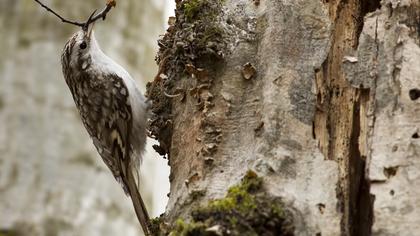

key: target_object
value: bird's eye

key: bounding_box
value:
[79,41,87,49]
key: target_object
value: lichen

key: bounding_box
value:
[147,0,227,158]
[154,171,294,236]
[183,0,203,22]
[150,216,165,235]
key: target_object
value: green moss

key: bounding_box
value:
[203,170,262,214]
[166,171,294,236]
[171,219,209,236]
[150,216,164,235]
[197,25,224,49]
[183,0,202,22]
[155,0,226,76]
[179,0,226,59]
[182,0,224,22]
[147,0,227,157]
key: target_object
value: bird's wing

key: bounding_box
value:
[87,74,150,234]
[75,72,133,189]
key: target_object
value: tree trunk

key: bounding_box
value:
[149,0,420,235]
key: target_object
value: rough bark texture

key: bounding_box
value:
[359,1,420,235]
[150,0,420,235]
[0,1,166,235]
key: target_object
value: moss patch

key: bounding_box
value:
[175,0,226,64]
[183,0,203,22]
[153,171,294,236]
[198,170,262,215]
[150,217,164,234]
[146,0,227,158]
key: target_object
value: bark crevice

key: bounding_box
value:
[356,0,381,47]
[314,0,377,235]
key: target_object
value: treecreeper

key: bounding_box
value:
[33,0,152,235]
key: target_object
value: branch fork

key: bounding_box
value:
[33,0,116,30]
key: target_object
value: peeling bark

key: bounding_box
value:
[149,0,420,235]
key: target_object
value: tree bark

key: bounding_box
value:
[149,0,420,235]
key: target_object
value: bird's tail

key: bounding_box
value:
[125,166,151,236]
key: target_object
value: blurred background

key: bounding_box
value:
[0,0,174,235]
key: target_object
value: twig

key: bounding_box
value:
[85,0,116,29]
[33,0,84,27]
[33,0,116,29]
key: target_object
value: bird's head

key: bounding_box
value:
[34,0,116,74]
[61,13,99,72]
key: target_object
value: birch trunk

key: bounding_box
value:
[149,0,420,235]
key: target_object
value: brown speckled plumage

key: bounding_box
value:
[66,71,132,187]
[61,28,151,235]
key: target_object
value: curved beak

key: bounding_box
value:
[87,22,95,39]
[83,9,97,40]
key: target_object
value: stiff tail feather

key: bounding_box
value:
[126,167,151,236]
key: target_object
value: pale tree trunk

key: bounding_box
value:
[149,0,420,235]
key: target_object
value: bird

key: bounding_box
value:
[32,1,152,234]
[60,17,152,236]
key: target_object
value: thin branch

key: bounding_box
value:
[85,0,116,28]
[33,0,84,27]
[33,0,117,29]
